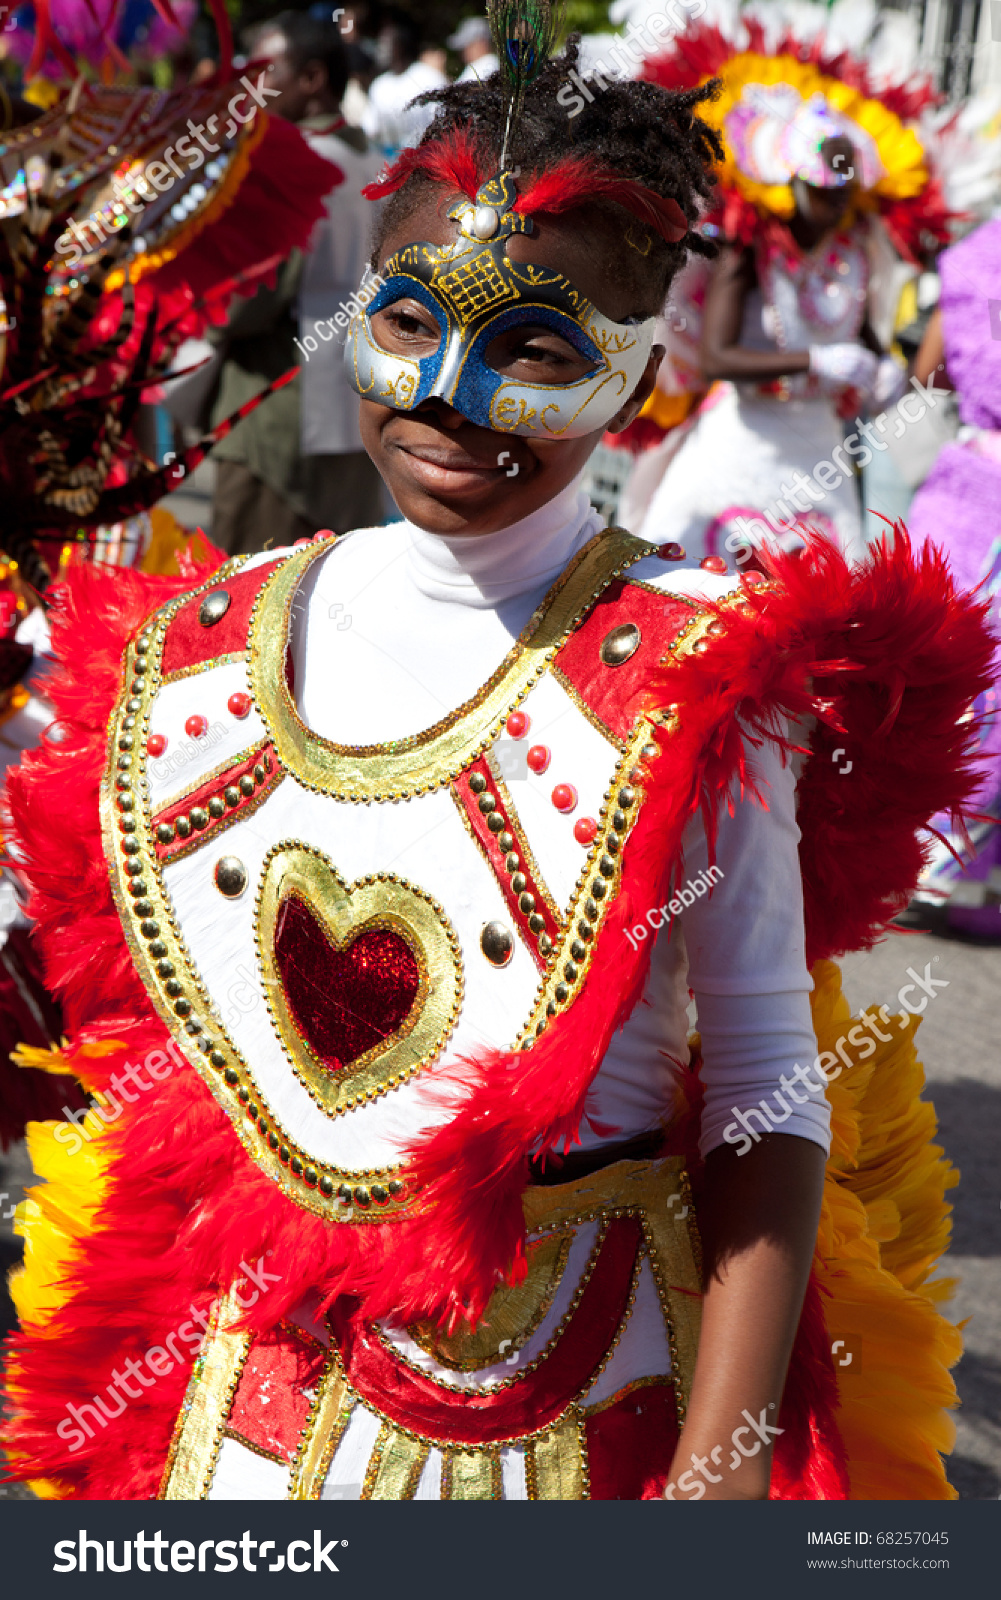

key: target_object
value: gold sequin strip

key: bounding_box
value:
[247,528,655,802]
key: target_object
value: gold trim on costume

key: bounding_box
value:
[527,1407,588,1500]
[442,1447,503,1500]
[256,844,463,1121]
[408,1228,574,1372]
[160,651,248,685]
[247,528,654,801]
[289,1350,353,1500]
[160,1290,251,1500]
[364,1426,431,1500]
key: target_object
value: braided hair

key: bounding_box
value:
[371,36,723,306]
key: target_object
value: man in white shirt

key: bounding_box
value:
[362,10,446,158]
[249,12,386,535]
[448,15,499,83]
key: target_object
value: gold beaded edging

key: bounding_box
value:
[101,560,416,1226]
[513,719,653,1050]
[248,527,655,802]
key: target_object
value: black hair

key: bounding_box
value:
[372,36,723,306]
[267,10,351,104]
[379,6,422,64]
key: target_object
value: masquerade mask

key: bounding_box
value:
[345,173,656,439]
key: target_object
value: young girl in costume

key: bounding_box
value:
[2,14,991,1502]
[622,10,950,569]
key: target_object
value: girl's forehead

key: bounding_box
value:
[377,190,650,325]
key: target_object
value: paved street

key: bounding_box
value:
[1,922,997,1499]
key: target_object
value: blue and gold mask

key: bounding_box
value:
[345,174,656,439]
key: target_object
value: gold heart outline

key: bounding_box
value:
[257,843,463,1119]
[407,1227,574,1373]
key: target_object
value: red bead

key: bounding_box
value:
[185,714,209,738]
[574,816,598,845]
[147,733,167,757]
[506,710,530,739]
[228,692,252,719]
[700,555,728,574]
[527,744,551,774]
[656,542,685,561]
[551,782,578,814]
[743,571,767,588]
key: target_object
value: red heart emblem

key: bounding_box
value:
[274,895,422,1073]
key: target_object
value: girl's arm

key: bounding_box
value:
[659,713,829,1500]
[667,1134,826,1499]
[699,245,811,384]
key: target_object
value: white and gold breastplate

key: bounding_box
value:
[101,531,716,1224]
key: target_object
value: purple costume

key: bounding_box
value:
[908,219,1001,930]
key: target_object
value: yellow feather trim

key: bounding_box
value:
[10,1036,127,1093]
[9,1121,112,1334]
[697,52,928,220]
[811,960,960,1500]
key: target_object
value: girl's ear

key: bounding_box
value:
[605,345,665,434]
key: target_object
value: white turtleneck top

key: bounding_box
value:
[289,480,830,1158]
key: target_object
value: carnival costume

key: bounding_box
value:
[619,4,950,564]
[0,13,341,1147]
[1,6,993,1503]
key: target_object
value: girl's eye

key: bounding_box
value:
[485,328,596,383]
[371,302,440,352]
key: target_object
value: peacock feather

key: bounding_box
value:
[487,0,565,167]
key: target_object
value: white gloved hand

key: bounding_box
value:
[873,354,908,408]
[808,343,879,396]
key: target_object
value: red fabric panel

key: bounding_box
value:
[331,1216,642,1445]
[160,559,283,677]
[452,756,560,968]
[553,580,698,742]
[154,743,278,860]
[584,1382,680,1500]
[229,1324,328,1463]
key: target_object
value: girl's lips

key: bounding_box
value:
[396,444,513,495]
